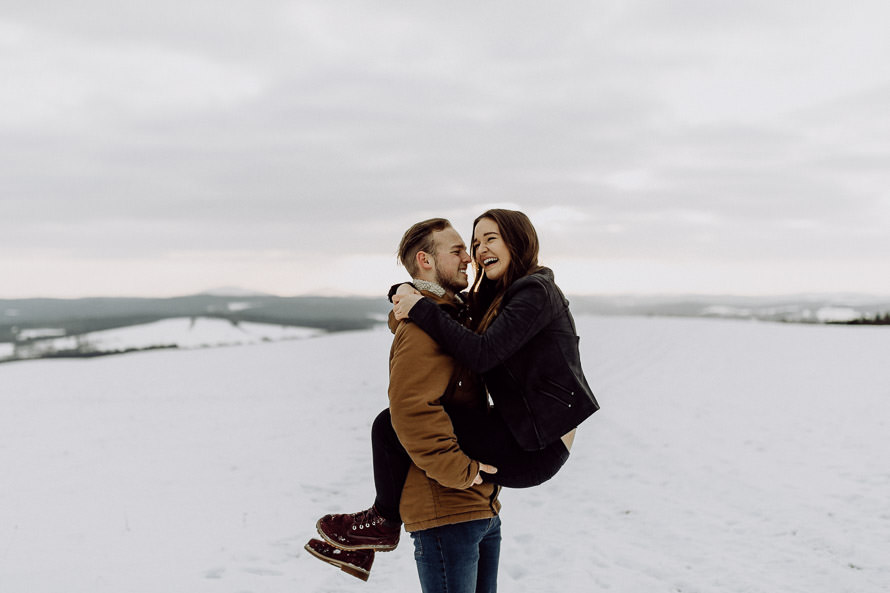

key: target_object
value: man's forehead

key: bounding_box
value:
[434,227,466,247]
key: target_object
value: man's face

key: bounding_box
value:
[430,227,472,295]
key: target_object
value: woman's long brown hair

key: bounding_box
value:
[467,209,544,332]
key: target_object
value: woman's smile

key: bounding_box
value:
[474,218,510,281]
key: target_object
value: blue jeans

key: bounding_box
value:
[410,516,501,593]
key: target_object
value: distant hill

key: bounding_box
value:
[2,292,888,363]
[0,294,392,343]
[567,294,890,324]
[4,292,890,342]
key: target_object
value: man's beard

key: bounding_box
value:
[435,270,467,295]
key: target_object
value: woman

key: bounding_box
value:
[310,209,598,567]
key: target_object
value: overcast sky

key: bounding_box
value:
[2,0,889,298]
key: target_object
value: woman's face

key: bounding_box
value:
[473,217,511,282]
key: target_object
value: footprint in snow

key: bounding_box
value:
[204,567,225,579]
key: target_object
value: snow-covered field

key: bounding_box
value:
[2,317,322,361]
[1,316,888,592]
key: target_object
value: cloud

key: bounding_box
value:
[2,1,889,296]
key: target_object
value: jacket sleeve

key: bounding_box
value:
[388,322,480,490]
[408,276,554,373]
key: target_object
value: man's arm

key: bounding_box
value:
[388,322,479,490]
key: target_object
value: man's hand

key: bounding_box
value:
[472,463,498,486]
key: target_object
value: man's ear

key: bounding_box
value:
[416,251,434,271]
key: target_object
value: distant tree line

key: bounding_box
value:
[837,312,890,325]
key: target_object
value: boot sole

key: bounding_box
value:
[315,518,399,552]
[304,543,371,581]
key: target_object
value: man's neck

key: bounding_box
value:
[412,278,454,300]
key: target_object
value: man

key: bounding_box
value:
[305,218,501,592]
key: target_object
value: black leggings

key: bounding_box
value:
[372,407,569,523]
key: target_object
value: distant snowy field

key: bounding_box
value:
[2,317,323,361]
[1,316,888,593]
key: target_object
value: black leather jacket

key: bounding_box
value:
[408,268,599,451]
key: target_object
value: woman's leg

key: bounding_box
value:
[371,408,411,522]
[451,409,569,488]
[315,408,405,551]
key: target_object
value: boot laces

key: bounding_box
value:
[351,507,380,529]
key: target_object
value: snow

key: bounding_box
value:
[16,328,67,340]
[1,316,888,592]
[814,306,861,323]
[2,317,322,361]
[701,305,753,317]
[79,317,322,350]
[226,302,254,312]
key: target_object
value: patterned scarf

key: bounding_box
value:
[412,279,463,304]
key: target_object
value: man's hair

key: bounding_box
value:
[397,218,452,277]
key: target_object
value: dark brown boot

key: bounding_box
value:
[316,505,401,551]
[305,538,375,581]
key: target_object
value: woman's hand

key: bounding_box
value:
[392,287,423,320]
[395,283,420,298]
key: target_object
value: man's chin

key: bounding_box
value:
[438,278,468,294]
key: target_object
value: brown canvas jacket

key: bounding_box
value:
[388,291,501,532]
